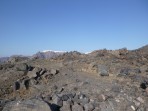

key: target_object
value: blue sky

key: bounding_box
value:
[0,0,148,57]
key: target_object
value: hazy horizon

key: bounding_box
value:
[0,44,147,58]
[0,0,148,57]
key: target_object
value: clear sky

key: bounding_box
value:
[0,0,148,57]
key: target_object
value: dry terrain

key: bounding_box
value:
[0,46,148,111]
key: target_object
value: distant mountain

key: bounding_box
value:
[0,50,66,63]
[0,55,30,63]
[32,50,66,59]
[0,57,9,63]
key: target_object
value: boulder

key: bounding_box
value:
[15,63,28,71]
[27,71,37,79]
[98,65,109,76]
[27,67,42,79]
[13,79,30,91]
[2,99,52,111]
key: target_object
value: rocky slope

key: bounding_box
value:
[0,45,148,111]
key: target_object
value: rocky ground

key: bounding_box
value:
[0,45,148,111]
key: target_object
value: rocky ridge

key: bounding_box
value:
[0,45,148,111]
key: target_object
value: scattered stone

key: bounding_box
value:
[140,82,148,89]
[131,105,136,111]
[1,46,148,111]
[50,69,58,75]
[60,101,71,111]
[72,95,80,103]
[78,92,86,99]
[137,107,145,111]
[133,100,140,107]
[92,100,100,108]
[84,103,95,111]
[111,85,121,93]
[67,92,76,99]
[61,94,69,101]
[72,103,83,111]
[53,95,63,107]
[44,95,52,103]
[93,107,101,111]
[136,97,144,103]
[52,85,58,91]
[0,99,8,110]
[119,68,131,76]
[133,68,141,74]
[99,102,113,111]
[97,94,108,102]
[80,97,90,106]
[58,87,64,93]
[42,73,53,82]
[29,78,38,86]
